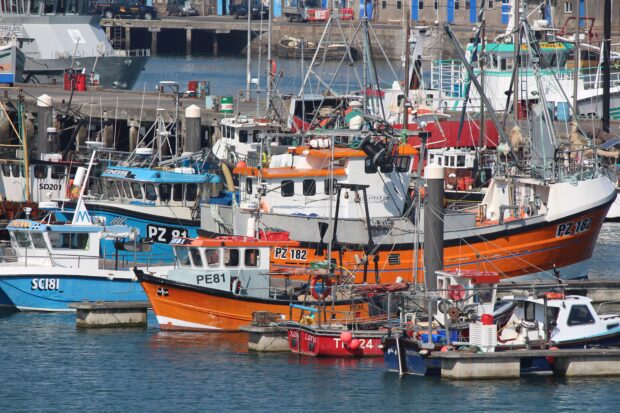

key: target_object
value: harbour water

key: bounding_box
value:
[1,222,618,412]
[133,55,404,96]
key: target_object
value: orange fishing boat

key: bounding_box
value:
[135,233,381,331]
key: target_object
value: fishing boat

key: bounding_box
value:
[277,36,355,60]
[499,293,620,348]
[134,233,375,331]
[286,323,386,357]
[55,162,226,263]
[0,214,152,312]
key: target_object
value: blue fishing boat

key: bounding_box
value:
[55,163,229,263]
[0,211,167,312]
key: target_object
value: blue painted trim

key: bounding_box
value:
[447,0,454,23]
[411,0,418,20]
[470,0,477,23]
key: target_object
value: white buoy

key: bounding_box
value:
[246,215,256,237]
[73,167,88,187]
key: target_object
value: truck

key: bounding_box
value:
[282,0,353,22]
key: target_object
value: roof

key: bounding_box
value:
[101,166,220,184]
[233,166,347,179]
[467,41,573,53]
[171,236,300,248]
[289,144,418,159]
[7,219,101,233]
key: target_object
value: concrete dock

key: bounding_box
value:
[69,301,150,328]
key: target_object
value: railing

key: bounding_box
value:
[430,60,465,98]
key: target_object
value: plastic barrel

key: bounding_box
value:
[188,80,198,92]
[221,96,233,113]
[556,102,571,121]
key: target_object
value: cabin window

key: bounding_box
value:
[324,179,337,195]
[457,155,466,167]
[131,182,143,199]
[51,166,65,180]
[190,247,203,267]
[205,249,220,267]
[365,158,378,173]
[11,164,20,177]
[253,130,261,143]
[176,247,191,267]
[380,163,394,173]
[49,232,89,250]
[303,179,316,196]
[567,305,595,326]
[281,180,294,197]
[145,184,157,201]
[115,181,126,198]
[110,182,120,198]
[2,164,10,177]
[173,183,183,201]
[15,232,32,248]
[186,184,198,202]
[524,301,535,322]
[437,157,442,166]
[239,130,248,143]
[34,165,47,179]
[245,248,259,267]
[123,182,132,199]
[31,233,47,249]
[396,156,411,172]
[160,184,171,202]
[224,248,239,267]
[246,178,253,195]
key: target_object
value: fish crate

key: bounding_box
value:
[252,311,281,327]
[469,322,498,352]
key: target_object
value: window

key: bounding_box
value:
[34,165,47,179]
[303,179,316,196]
[455,0,459,9]
[110,182,119,198]
[252,130,261,143]
[173,183,183,201]
[419,1,423,8]
[145,183,157,201]
[563,1,572,13]
[205,249,220,266]
[2,165,10,177]
[524,301,535,322]
[160,184,171,202]
[123,182,132,199]
[190,248,203,267]
[457,155,466,167]
[31,233,47,249]
[11,164,20,177]
[281,180,294,197]
[186,184,198,201]
[51,166,65,179]
[246,178,253,195]
[131,182,143,199]
[433,0,437,10]
[239,130,248,143]
[176,247,191,267]
[396,156,411,172]
[365,158,378,174]
[396,0,401,9]
[324,179,337,195]
[488,0,493,8]
[245,248,259,267]
[224,248,239,267]
[466,0,469,9]
[14,232,32,248]
[567,305,596,326]
[49,232,89,250]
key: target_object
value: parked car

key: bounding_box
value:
[229,0,268,19]
[95,0,158,20]
[167,0,199,16]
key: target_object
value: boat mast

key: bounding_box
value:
[402,10,410,131]
[266,0,273,114]
[602,0,611,132]
[246,8,252,102]
[572,0,580,118]
[512,0,520,124]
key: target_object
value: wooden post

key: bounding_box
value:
[125,26,131,50]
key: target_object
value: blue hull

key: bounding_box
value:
[382,336,441,376]
[0,275,146,311]
[55,207,198,264]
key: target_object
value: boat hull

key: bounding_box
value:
[0,274,145,312]
[287,325,384,357]
[137,272,369,331]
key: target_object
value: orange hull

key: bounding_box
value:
[140,276,369,331]
[270,205,610,283]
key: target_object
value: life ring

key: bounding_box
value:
[310,275,332,300]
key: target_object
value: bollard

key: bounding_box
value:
[184,104,202,153]
[424,164,444,311]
